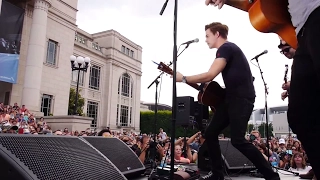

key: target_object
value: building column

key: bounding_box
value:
[22,0,52,113]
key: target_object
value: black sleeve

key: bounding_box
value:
[216,44,233,63]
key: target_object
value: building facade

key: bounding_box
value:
[140,102,172,111]
[0,0,142,132]
[249,105,291,137]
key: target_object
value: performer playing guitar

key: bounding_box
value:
[205,1,320,179]
[172,22,279,180]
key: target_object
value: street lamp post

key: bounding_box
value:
[70,55,91,115]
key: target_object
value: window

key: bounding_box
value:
[116,104,119,126]
[121,45,125,53]
[46,40,57,65]
[130,107,132,124]
[121,73,130,97]
[131,81,133,98]
[130,50,134,58]
[92,42,101,51]
[75,34,86,44]
[87,101,98,128]
[41,94,53,116]
[71,70,84,86]
[121,45,134,58]
[4,92,10,105]
[120,105,129,126]
[117,73,134,127]
[89,65,101,90]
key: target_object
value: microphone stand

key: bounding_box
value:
[159,0,178,179]
[147,75,160,171]
[254,57,270,158]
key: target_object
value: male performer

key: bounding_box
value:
[172,22,279,180]
[278,40,295,100]
[205,1,320,178]
[278,40,316,180]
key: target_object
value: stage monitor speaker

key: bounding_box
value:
[81,137,145,178]
[194,101,209,131]
[219,139,255,170]
[198,139,256,171]
[176,96,195,126]
[0,134,126,180]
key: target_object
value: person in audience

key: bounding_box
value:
[293,140,304,153]
[277,139,287,153]
[256,143,268,161]
[167,145,190,164]
[250,130,263,145]
[279,152,292,170]
[158,128,168,142]
[97,129,112,137]
[19,105,29,115]
[289,153,312,175]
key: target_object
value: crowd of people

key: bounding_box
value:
[0,102,316,179]
[250,131,315,179]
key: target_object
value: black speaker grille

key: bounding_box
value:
[82,137,145,174]
[219,140,255,170]
[0,135,126,180]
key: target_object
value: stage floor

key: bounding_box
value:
[223,171,300,180]
[133,170,301,180]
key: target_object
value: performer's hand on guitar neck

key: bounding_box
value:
[170,71,184,82]
[282,81,290,90]
[281,91,288,101]
[205,0,226,9]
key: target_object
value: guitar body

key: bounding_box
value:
[226,0,297,49]
[197,81,226,112]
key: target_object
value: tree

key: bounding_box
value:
[139,110,231,138]
[258,123,274,138]
[247,124,254,133]
[68,88,85,116]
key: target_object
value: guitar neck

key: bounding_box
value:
[186,83,200,91]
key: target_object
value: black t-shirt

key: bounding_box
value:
[216,42,255,99]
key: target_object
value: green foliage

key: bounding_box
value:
[140,110,231,138]
[258,123,274,138]
[247,124,254,133]
[68,88,85,116]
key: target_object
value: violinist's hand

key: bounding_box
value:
[205,0,226,9]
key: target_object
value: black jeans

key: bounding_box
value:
[205,97,279,180]
[288,6,320,179]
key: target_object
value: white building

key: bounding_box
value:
[249,105,291,137]
[0,0,142,132]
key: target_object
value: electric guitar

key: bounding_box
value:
[156,62,225,112]
[226,0,297,49]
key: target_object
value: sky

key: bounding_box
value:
[76,0,292,110]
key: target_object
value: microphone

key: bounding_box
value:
[181,38,199,45]
[251,50,268,60]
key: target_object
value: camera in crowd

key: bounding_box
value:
[148,139,166,149]
[249,134,256,142]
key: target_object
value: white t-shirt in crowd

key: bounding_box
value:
[159,132,167,141]
[288,166,312,174]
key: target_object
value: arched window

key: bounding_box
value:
[121,73,130,97]
[117,73,134,127]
